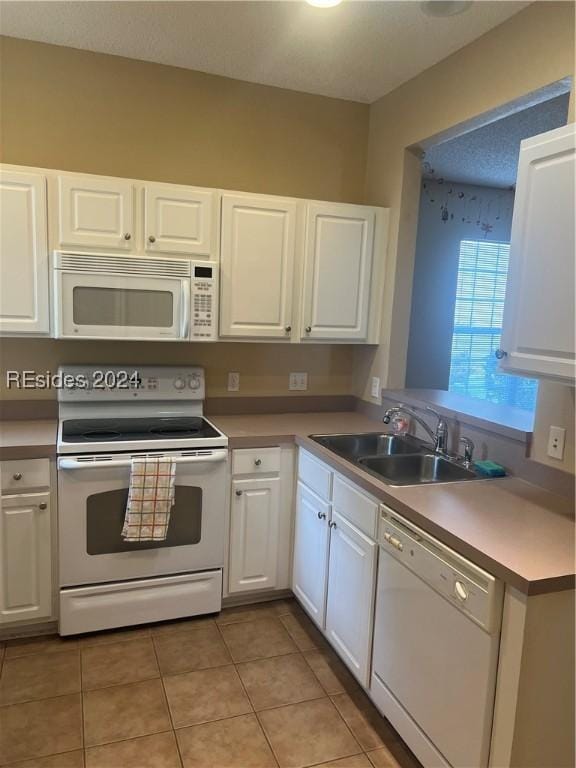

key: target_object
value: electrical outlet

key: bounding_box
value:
[547,426,566,460]
[371,376,381,399]
[227,372,240,392]
[289,372,308,391]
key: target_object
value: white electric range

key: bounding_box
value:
[56,365,229,636]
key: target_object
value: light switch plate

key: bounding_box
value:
[547,425,566,460]
[227,372,240,392]
[289,372,308,391]
[371,377,381,399]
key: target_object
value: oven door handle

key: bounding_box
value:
[58,451,228,470]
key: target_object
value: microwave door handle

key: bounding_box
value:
[58,452,228,470]
[181,282,191,339]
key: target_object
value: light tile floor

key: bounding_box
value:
[0,599,423,768]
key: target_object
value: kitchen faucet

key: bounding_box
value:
[383,405,449,454]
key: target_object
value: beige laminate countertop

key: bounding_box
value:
[0,420,58,460]
[1,413,572,595]
[210,411,575,596]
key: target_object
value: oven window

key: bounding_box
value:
[86,486,202,554]
[73,287,174,327]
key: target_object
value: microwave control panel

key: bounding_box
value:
[191,262,218,341]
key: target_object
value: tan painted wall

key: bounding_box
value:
[0,36,368,400]
[357,1,575,472]
[0,36,368,202]
[0,339,353,401]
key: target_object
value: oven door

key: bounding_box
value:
[57,450,227,586]
[54,270,190,340]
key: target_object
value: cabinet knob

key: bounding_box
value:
[285,326,292,333]
[494,349,507,360]
[38,502,47,510]
[13,473,22,481]
[329,521,337,529]
[124,233,132,241]
[148,235,156,243]
[235,490,242,496]
[305,326,312,334]
[254,459,262,466]
[317,511,326,520]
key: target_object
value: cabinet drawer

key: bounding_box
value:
[298,449,332,501]
[333,474,378,539]
[232,447,281,475]
[1,459,50,493]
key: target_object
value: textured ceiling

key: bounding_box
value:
[423,93,570,188]
[0,1,529,103]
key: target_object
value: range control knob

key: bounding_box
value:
[173,377,186,391]
[188,374,201,390]
[454,580,468,602]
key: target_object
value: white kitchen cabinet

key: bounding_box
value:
[301,202,376,341]
[292,481,331,629]
[500,123,575,383]
[325,510,377,687]
[58,174,135,251]
[229,476,280,593]
[0,491,52,624]
[0,170,49,335]
[220,193,298,339]
[293,449,379,685]
[227,446,294,597]
[144,183,216,256]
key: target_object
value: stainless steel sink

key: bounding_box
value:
[358,453,479,486]
[311,432,427,461]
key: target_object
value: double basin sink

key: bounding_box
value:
[310,432,483,486]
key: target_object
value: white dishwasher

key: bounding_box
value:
[370,505,503,768]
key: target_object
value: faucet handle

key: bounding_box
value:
[425,406,444,424]
[459,436,475,466]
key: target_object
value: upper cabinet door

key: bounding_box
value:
[144,183,215,257]
[500,124,575,383]
[220,194,297,339]
[0,170,49,335]
[302,202,375,341]
[58,175,135,251]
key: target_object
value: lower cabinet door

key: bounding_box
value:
[325,510,377,686]
[0,492,52,623]
[229,476,280,593]
[292,481,330,629]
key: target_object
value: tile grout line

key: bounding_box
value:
[81,728,176,754]
[3,670,164,708]
[253,708,281,768]
[150,629,185,768]
[214,617,281,767]
[223,635,281,768]
[78,643,85,766]
[3,602,412,767]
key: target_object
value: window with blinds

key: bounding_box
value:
[448,239,538,411]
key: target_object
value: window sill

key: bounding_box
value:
[382,388,534,444]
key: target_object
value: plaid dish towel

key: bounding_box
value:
[122,457,176,542]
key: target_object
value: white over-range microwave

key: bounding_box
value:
[52,252,218,341]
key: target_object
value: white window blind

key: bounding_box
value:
[448,239,537,411]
